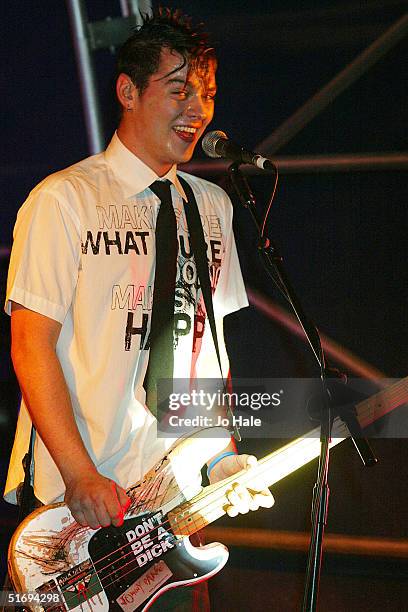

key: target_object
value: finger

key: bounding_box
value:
[226,484,251,514]
[113,486,131,527]
[68,497,90,527]
[226,504,239,518]
[95,503,112,528]
[243,457,271,494]
[233,483,259,512]
[248,496,260,512]
[251,489,275,509]
[82,506,101,530]
[112,506,125,527]
[72,509,88,527]
[107,481,131,527]
[228,483,252,506]
[243,455,263,493]
[101,481,123,527]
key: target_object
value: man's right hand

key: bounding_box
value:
[64,471,131,529]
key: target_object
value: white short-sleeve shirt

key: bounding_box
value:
[4,133,248,504]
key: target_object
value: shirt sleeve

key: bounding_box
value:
[212,198,249,318]
[5,188,81,323]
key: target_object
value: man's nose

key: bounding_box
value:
[186,95,207,120]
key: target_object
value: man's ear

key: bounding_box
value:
[116,73,137,112]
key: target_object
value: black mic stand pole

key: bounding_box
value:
[227,163,377,612]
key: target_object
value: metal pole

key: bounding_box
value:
[257,13,408,155]
[247,289,386,381]
[183,152,408,175]
[66,0,104,154]
[123,0,152,24]
[119,0,130,17]
[2,152,406,179]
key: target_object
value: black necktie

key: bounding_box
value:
[144,180,178,417]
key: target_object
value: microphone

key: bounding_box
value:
[202,130,275,171]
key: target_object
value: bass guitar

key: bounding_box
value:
[8,377,407,611]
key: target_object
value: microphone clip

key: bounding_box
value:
[228,162,256,209]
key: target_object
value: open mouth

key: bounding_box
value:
[173,126,198,142]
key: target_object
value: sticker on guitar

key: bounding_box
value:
[116,561,172,611]
[56,559,103,610]
[125,512,175,568]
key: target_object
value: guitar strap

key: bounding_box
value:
[178,175,240,440]
[178,175,225,383]
[17,426,36,521]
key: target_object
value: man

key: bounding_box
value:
[4,9,273,610]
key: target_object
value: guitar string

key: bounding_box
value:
[67,387,407,591]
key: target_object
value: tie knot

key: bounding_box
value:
[149,180,172,204]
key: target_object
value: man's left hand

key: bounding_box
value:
[208,454,274,517]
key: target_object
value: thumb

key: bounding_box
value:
[244,455,258,469]
[219,453,255,476]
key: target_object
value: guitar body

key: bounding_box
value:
[8,429,230,611]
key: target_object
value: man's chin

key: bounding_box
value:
[177,148,196,166]
[163,143,197,168]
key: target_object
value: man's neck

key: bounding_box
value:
[116,126,173,177]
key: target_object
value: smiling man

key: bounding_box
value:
[116,43,217,173]
[4,9,273,611]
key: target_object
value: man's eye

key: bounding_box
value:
[173,90,188,99]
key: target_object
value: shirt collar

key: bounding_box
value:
[104,132,187,201]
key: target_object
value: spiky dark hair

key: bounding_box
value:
[117,7,216,95]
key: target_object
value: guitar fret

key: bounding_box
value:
[169,500,216,537]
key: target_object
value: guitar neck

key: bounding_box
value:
[168,376,408,537]
[168,433,340,537]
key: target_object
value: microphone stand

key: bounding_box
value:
[227,162,377,611]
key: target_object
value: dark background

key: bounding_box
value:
[1,1,407,610]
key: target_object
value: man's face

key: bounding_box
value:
[121,48,216,176]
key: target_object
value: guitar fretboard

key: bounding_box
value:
[168,376,408,537]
